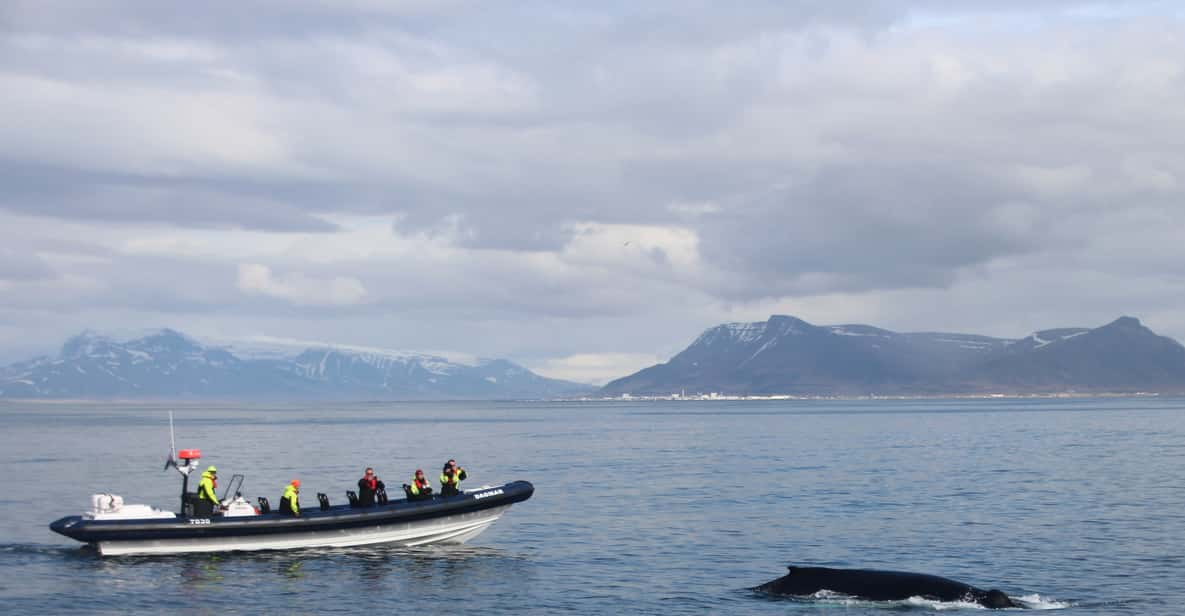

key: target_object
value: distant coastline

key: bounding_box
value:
[6,315,1185,401]
[0,391,1174,406]
[0,329,593,400]
[603,315,1185,398]
[579,391,1169,402]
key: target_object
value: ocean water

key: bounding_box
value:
[1,397,1183,614]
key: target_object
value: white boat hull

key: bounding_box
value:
[96,504,510,556]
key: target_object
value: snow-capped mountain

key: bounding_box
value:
[0,329,591,400]
[602,315,1185,396]
[967,316,1185,392]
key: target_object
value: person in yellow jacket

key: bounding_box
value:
[280,479,301,517]
[196,465,221,516]
[408,469,433,500]
[439,459,467,497]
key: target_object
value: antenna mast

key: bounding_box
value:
[164,411,201,515]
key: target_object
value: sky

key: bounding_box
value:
[2,1,1184,384]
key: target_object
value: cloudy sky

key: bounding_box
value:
[2,1,1184,383]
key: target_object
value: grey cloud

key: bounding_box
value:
[0,231,679,324]
[5,0,1173,250]
[0,1,1108,46]
[2,1,1185,380]
[0,162,339,232]
[0,255,231,316]
[0,248,54,282]
[695,162,1044,299]
[0,1,456,40]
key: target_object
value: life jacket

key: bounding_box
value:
[361,477,377,492]
[439,468,466,495]
[198,471,218,502]
[280,484,300,515]
[410,476,431,495]
[440,469,463,487]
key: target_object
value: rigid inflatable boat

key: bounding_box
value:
[49,421,533,556]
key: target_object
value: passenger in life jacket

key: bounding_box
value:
[439,459,467,497]
[356,467,385,507]
[280,479,301,517]
[407,469,433,500]
[195,465,221,516]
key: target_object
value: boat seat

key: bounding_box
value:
[181,492,201,517]
[317,492,330,511]
[192,498,215,518]
[376,487,389,505]
[346,490,359,508]
[257,497,271,514]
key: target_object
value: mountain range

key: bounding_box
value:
[5,316,1183,400]
[602,315,1185,396]
[0,329,592,400]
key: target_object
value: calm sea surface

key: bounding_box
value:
[1,398,1183,614]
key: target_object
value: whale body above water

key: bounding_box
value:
[755,565,1019,609]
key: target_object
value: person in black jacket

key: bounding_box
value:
[357,467,385,507]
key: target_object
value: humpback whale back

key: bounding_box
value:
[757,565,1018,609]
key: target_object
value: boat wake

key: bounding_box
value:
[757,589,1073,610]
[0,542,99,559]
